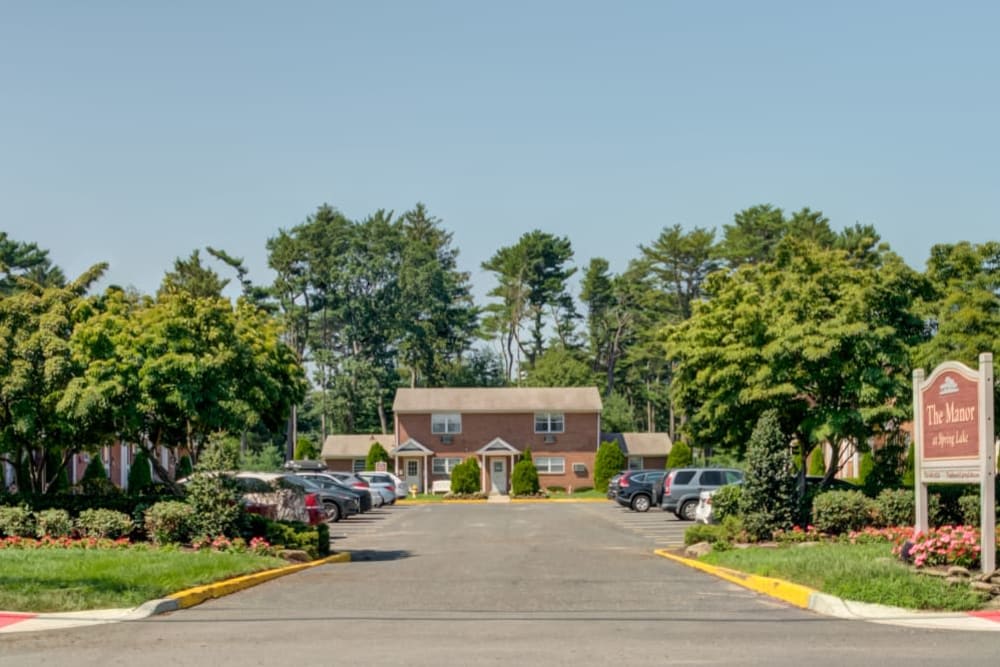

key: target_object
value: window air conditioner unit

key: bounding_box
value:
[440,434,452,444]
[543,434,556,444]
[572,463,587,474]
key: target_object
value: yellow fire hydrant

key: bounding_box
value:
[410,484,418,499]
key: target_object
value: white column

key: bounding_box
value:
[120,443,129,489]
[913,369,928,533]
[979,353,995,574]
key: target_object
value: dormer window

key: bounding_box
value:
[534,412,564,434]
[431,413,462,434]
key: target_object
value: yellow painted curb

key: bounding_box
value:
[167,552,351,609]
[655,549,816,609]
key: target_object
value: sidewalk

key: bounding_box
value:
[0,552,351,635]
[656,549,1000,632]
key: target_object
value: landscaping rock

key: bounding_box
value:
[947,566,971,578]
[278,549,311,563]
[945,576,967,586]
[685,542,713,558]
[970,581,999,595]
[919,567,949,578]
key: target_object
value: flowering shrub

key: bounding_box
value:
[772,525,823,543]
[76,508,134,539]
[847,526,913,545]
[0,505,36,538]
[895,525,982,569]
[0,535,132,550]
[249,536,274,556]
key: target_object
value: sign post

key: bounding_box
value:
[913,353,995,573]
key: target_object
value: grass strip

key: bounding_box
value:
[700,542,988,611]
[0,548,288,613]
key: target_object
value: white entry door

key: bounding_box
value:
[490,458,507,495]
[404,459,421,493]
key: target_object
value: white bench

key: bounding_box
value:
[431,480,451,494]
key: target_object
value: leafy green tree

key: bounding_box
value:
[594,440,627,491]
[0,264,107,493]
[442,348,507,387]
[522,346,595,387]
[294,436,319,460]
[738,410,797,541]
[808,448,826,476]
[240,444,284,471]
[365,441,391,471]
[669,238,927,475]
[858,452,875,487]
[511,447,540,495]
[914,241,1000,433]
[716,204,789,267]
[600,392,637,433]
[666,440,693,468]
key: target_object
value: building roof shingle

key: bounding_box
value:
[393,387,602,414]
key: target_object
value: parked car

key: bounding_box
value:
[606,471,628,499]
[661,467,744,520]
[321,471,386,507]
[614,469,670,512]
[357,472,399,504]
[265,472,360,522]
[231,471,325,525]
[362,470,408,499]
[294,472,374,513]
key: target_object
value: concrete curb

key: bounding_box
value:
[163,552,351,610]
[654,549,1000,631]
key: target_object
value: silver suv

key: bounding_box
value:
[660,467,743,521]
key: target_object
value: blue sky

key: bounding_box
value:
[2,2,997,301]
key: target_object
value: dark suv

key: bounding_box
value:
[614,469,670,512]
[661,467,743,520]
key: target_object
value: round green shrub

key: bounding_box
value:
[0,505,36,537]
[811,490,876,534]
[450,457,482,494]
[144,501,195,545]
[35,508,73,538]
[667,440,693,468]
[712,484,743,522]
[76,508,134,539]
[873,488,914,527]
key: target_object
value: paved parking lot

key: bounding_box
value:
[330,499,692,554]
[576,498,692,547]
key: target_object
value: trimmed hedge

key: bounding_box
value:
[811,490,876,535]
[243,514,330,559]
[873,488,913,527]
[76,508,134,539]
[0,506,36,537]
[144,501,195,545]
[35,509,73,538]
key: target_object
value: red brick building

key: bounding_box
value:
[391,387,603,494]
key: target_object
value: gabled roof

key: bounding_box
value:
[475,438,520,455]
[390,438,434,456]
[393,387,602,414]
[602,432,673,456]
[321,434,389,459]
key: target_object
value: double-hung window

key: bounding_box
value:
[431,413,462,434]
[431,457,462,475]
[534,412,564,434]
[534,456,566,475]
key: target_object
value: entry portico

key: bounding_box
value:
[391,438,434,493]
[475,438,520,495]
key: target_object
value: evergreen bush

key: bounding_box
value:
[365,441,391,471]
[738,410,796,541]
[185,438,243,538]
[594,440,626,491]
[175,455,194,480]
[76,508,134,539]
[511,448,540,495]
[667,440,693,468]
[35,508,73,538]
[450,457,481,494]
[808,448,826,476]
[144,501,196,544]
[294,436,319,461]
[80,456,117,496]
[128,449,154,495]
[811,490,876,534]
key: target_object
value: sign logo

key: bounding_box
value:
[938,376,959,396]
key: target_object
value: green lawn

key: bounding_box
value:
[546,489,605,500]
[0,548,288,613]
[700,542,989,611]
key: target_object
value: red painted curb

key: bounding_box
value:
[0,612,36,629]
[968,611,1000,623]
